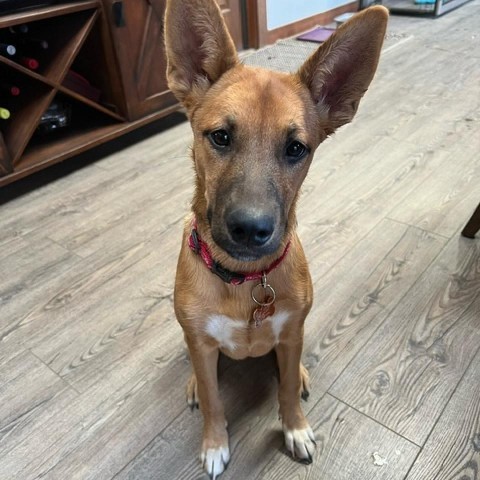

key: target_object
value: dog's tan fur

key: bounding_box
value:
[165,1,387,477]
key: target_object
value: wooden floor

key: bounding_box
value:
[1,3,479,479]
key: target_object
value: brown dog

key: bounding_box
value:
[164,1,387,477]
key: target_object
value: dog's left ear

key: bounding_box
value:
[298,6,388,135]
[164,0,239,113]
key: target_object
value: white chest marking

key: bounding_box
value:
[270,311,290,343]
[205,315,245,351]
[205,311,290,350]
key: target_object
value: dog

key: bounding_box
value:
[164,1,387,477]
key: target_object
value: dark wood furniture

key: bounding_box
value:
[0,0,181,187]
[461,202,480,238]
[218,0,244,49]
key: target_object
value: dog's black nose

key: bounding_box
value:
[227,210,274,247]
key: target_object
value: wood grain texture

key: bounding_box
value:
[115,354,281,480]
[0,237,82,366]
[2,360,188,479]
[302,221,446,403]
[405,346,480,480]
[118,385,420,480]
[259,394,419,480]
[104,0,177,120]
[0,1,99,28]
[330,237,480,446]
[217,0,244,49]
[0,351,78,474]
[388,140,480,238]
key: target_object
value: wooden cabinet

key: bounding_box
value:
[217,0,244,49]
[102,0,177,120]
[102,0,244,120]
[0,0,245,187]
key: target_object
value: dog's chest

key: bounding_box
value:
[204,311,290,359]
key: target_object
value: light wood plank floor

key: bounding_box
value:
[1,3,479,479]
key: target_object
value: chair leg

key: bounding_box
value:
[461,202,480,239]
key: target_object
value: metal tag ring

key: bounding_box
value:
[251,283,276,306]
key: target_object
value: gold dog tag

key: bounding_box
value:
[252,295,275,328]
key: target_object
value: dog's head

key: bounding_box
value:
[165,0,387,266]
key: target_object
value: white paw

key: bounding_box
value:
[200,445,230,479]
[283,425,316,464]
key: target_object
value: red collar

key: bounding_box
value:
[188,226,290,285]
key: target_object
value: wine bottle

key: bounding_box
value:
[0,43,16,56]
[18,56,39,70]
[0,84,20,96]
[8,24,29,34]
[0,108,11,120]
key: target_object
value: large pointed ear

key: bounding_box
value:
[298,6,388,135]
[164,0,239,111]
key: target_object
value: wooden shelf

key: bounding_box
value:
[0,133,11,175]
[39,10,98,82]
[0,54,58,86]
[56,84,125,121]
[0,63,56,162]
[0,0,180,186]
[0,1,99,28]
[1,104,180,186]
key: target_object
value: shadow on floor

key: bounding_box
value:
[0,112,188,206]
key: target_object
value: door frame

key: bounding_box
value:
[244,0,358,48]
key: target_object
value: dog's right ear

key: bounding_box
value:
[298,6,388,136]
[164,0,239,112]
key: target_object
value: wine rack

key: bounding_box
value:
[0,0,180,186]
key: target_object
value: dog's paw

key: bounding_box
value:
[200,445,230,479]
[283,425,316,464]
[186,373,199,411]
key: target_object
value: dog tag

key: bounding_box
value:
[252,295,275,328]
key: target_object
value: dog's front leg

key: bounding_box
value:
[275,339,316,463]
[185,336,229,478]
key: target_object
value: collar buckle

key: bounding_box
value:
[211,261,246,285]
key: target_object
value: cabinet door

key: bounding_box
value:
[105,0,177,120]
[217,0,244,49]
[105,0,244,120]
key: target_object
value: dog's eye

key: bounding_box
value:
[209,130,231,149]
[286,140,308,161]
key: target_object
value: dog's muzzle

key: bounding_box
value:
[212,207,283,261]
